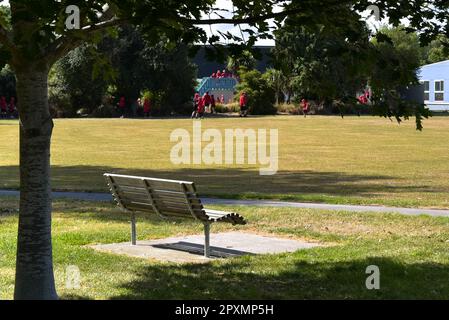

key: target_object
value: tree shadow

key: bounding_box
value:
[0,165,440,200]
[109,256,449,300]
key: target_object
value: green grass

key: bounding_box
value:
[1,198,449,299]
[1,116,449,208]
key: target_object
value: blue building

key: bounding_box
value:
[418,60,448,111]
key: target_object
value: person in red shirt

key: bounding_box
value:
[0,96,7,118]
[197,96,205,119]
[202,91,212,113]
[143,97,151,118]
[216,70,221,79]
[118,96,126,118]
[192,93,200,118]
[301,98,309,118]
[239,92,249,117]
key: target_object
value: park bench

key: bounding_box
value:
[104,173,246,257]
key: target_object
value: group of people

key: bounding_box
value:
[192,91,250,119]
[192,91,217,119]
[0,96,17,119]
[117,96,152,118]
[210,69,234,79]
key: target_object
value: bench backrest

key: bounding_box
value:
[104,174,209,222]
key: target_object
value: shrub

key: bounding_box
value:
[235,68,277,115]
[215,103,240,113]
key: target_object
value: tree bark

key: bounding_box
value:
[14,67,58,300]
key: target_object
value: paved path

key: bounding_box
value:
[1,189,449,218]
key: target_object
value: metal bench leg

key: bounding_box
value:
[131,213,137,246]
[204,222,211,258]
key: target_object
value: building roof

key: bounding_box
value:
[420,59,449,69]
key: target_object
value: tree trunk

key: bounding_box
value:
[14,67,58,300]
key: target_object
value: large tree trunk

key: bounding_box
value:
[14,67,58,300]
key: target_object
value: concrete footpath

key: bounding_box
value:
[2,189,449,217]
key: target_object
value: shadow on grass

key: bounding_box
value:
[0,165,440,199]
[109,256,449,300]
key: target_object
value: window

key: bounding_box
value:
[435,80,444,101]
[421,81,430,101]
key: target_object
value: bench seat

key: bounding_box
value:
[104,173,247,257]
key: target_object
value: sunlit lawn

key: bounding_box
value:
[1,116,449,208]
[1,198,449,300]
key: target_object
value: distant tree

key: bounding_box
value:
[423,36,449,64]
[0,64,16,99]
[264,68,287,106]
[273,12,372,110]
[371,26,431,129]
[138,38,197,114]
[227,50,257,75]
[100,26,197,114]
[53,44,109,115]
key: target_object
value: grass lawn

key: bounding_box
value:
[1,116,449,208]
[1,198,449,299]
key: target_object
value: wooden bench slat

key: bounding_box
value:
[116,191,203,208]
[112,176,191,193]
[121,200,205,216]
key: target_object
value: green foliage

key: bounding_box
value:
[236,67,276,115]
[101,26,197,115]
[53,44,109,115]
[370,27,431,130]
[264,68,287,105]
[273,15,371,109]
[0,64,16,99]
[422,36,449,64]
[227,50,257,74]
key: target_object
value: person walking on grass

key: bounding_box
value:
[239,92,249,117]
[143,97,151,118]
[202,91,212,113]
[192,92,200,118]
[0,96,7,119]
[301,98,309,118]
[118,96,126,118]
[197,95,205,119]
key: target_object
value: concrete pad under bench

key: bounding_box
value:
[90,232,322,263]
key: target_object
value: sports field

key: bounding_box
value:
[1,116,449,208]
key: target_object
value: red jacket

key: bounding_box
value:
[239,94,248,107]
[119,97,126,108]
[0,98,7,111]
[197,98,205,113]
[143,99,151,112]
[202,94,212,105]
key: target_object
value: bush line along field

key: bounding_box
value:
[1,198,449,299]
[1,116,449,208]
